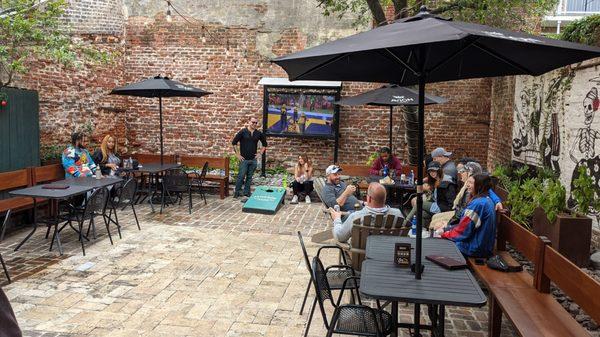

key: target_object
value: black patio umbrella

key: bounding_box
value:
[272,6,600,286]
[110,76,211,164]
[335,84,447,151]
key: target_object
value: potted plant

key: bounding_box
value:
[532,166,595,267]
[40,144,64,165]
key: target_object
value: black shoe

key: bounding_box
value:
[233,193,240,199]
[244,193,252,198]
[240,196,249,203]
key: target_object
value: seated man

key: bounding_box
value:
[330,182,404,243]
[368,147,402,177]
[321,165,361,212]
[431,147,457,183]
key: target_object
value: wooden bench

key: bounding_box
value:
[32,164,64,184]
[180,155,230,199]
[0,169,35,234]
[468,213,597,337]
[130,153,176,164]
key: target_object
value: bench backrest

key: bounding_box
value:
[542,245,600,323]
[131,153,176,164]
[180,155,229,175]
[496,213,547,289]
[350,213,406,270]
[0,168,31,192]
[33,164,65,184]
[339,164,370,177]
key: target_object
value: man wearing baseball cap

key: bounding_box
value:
[321,164,361,212]
[431,147,457,182]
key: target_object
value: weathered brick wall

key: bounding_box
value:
[65,0,125,35]
[487,76,515,171]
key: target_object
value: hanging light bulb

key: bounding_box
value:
[166,1,173,22]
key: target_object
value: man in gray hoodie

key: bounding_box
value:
[330,182,404,243]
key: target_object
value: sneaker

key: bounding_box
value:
[233,193,240,199]
[240,196,249,203]
[291,195,299,204]
[305,195,311,204]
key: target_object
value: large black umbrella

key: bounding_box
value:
[335,84,447,151]
[273,6,600,285]
[110,76,211,164]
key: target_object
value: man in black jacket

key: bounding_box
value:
[232,116,268,199]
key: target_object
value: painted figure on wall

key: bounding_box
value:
[513,86,542,160]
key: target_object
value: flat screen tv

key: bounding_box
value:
[263,86,340,139]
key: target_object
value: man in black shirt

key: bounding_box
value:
[232,116,268,198]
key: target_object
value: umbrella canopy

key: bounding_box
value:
[272,6,600,289]
[110,76,211,164]
[335,84,447,151]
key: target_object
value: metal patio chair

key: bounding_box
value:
[190,161,209,205]
[106,178,140,234]
[162,168,193,214]
[0,209,12,283]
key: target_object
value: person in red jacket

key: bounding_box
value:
[369,147,403,177]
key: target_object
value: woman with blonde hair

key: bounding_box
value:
[92,135,121,176]
[291,154,314,204]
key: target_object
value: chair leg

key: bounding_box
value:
[49,223,59,252]
[44,225,51,239]
[103,214,114,246]
[303,297,317,337]
[0,253,11,283]
[300,279,311,315]
[188,190,192,214]
[131,204,141,230]
[325,308,339,337]
[111,206,122,239]
[79,218,86,256]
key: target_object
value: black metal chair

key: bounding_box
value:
[297,231,354,316]
[190,161,209,205]
[59,188,111,256]
[1,209,11,283]
[162,169,193,214]
[106,178,140,234]
[311,256,393,337]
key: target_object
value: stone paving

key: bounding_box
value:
[1,194,520,336]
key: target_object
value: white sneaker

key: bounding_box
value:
[305,195,311,204]
[291,195,299,204]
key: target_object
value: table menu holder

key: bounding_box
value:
[394,243,411,268]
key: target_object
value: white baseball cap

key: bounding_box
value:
[325,165,342,175]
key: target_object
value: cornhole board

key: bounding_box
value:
[242,186,286,215]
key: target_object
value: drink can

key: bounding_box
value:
[400,174,406,183]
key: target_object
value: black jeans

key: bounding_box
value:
[292,180,314,196]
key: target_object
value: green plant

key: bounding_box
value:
[366,152,379,166]
[560,14,600,47]
[224,153,240,175]
[571,166,600,217]
[265,166,288,175]
[492,164,512,189]
[536,176,566,223]
[40,144,63,162]
[507,177,542,228]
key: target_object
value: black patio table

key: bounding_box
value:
[10,176,123,254]
[132,163,181,212]
[360,235,487,337]
[368,175,416,208]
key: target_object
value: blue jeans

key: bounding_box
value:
[235,159,257,196]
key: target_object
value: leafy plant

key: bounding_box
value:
[560,14,600,47]
[40,144,63,162]
[492,164,512,189]
[536,176,566,223]
[365,152,379,166]
[224,153,240,175]
[507,177,542,228]
[571,166,600,217]
[265,166,288,175]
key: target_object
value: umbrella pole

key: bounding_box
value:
[159,96,164,166]
[415,74,425,281]
[389,106,393,152]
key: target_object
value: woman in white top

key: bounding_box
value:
[291,154,314,204]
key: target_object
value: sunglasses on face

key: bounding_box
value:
[250,121,258,124]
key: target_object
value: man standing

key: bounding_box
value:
[321,165,361,212]
[232,116,268,199]
[431,147,457,182]
[330,182,403,242]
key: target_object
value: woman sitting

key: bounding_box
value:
[403,161,457,228]
[291,155,314,204]
[92,135,121,176]
[437,173,496,258]
[62,132,97,178]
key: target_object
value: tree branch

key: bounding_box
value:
[365,0,387,26]
[392,0,408,18]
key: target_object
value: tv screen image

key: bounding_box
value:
[264,88,338,138]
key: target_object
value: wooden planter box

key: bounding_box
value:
[532,208,592,267]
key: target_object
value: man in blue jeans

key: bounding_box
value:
[232,116,268,200]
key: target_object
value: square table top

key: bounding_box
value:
[9,176,122,199]
[359,235,487,307]
[135,163,181,174]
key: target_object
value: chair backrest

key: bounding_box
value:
[131,153,176,164]
[542,244,600,323]
[350,212,405,271]
[496,213,547,289]
[117,178,137,206]
[198,161,209,182]
[312,256,334,328]
[180,155,229,177]
[297,231,312,274]
[84,188,109,217]
[164,169,190,192]
[0,168,31,194]
[33,164,65,184]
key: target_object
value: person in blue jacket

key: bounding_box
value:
[62,132,97,178]
[438,173,496,258]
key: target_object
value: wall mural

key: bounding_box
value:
[512,65,600,223]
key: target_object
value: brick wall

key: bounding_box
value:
[487,76,516,171]
[65,0,125,35]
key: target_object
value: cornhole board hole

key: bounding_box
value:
[242,186,286,214]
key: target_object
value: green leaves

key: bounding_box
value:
[560,14,600,47]
[571,166,600,217]
[0,0,112,88]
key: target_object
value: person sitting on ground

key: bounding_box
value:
[430,162,503,230]
[368,147,402,177]
[321,165,361,212]
[331,182,404,243]
[62,132,98,178]
[291,154,314,204]
[431,147,457,182]
[435,173,496,258]
[92,135,121,176]
[403,161,457,228]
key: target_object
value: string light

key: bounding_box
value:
[166,1,172,22]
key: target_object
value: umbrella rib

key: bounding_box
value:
[291,53,350,80]
[472,43,532,75]
[382,48,419,76]
[427,37,480,75]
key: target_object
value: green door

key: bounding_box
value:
[0,87,40,172]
